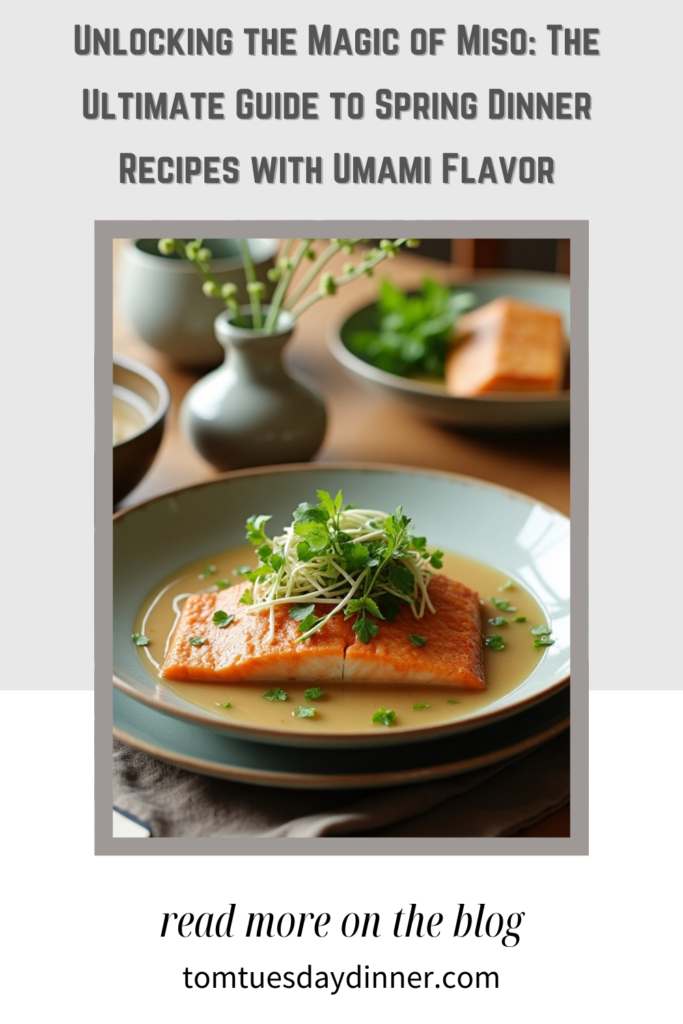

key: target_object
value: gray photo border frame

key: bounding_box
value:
[96,219,587,856]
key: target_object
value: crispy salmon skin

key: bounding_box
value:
[160,577,485,689]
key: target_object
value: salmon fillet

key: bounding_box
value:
[160,577,485,689]
[446,297,565,395]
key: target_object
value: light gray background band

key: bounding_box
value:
[96,219,587,855]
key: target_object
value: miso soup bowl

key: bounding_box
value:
[113,356,170,506]
[118,238,279,369]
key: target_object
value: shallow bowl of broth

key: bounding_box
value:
[113,355,170,506]
[113,465,570,749]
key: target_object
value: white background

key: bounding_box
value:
[3,0,682,1018]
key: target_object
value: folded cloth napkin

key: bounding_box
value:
[113,731,569,839]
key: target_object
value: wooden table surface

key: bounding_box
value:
[113,240,570,839]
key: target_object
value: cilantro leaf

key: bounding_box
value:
[353,617,380,644]
[372,706,396,726]
[297,612,320,634]
[412,702,429,709]
[530,624,553,636]
[212,611,235,629]
[429,550,444,569]
[215,580,232,590]
[346,596,385,620]
[188,636,207,646]
[377,593,405,622]
[293,502,329,525]
[490,597,516,611]
[245,514,272,547]
[316,490,337,519]
[294,520,330,553]
[131,633,149,647]
[289,603,316,622]
[292,705,315,719]
[409,634,427,647]
[533,637,556,649]
[263,688,287,702]
[296,541,314,562]
[388,561,415,595]
[341,541,370,572]
[303,687,324,701]
[238,588,254,605]
[269,552,286,573]
[485,634,505,650]
[488,617,508,627]
[513,615,526,623]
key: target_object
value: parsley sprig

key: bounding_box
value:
[238,490,442,645]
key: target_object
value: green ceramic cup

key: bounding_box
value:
[118,239,279,369]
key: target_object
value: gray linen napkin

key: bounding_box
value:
[113,731,569,838]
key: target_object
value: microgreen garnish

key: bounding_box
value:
[188,636,207,646]
[372,707,396,726]
[530,624,552,636]
[413,702,429,709]
[490,597,516,611]
[131,633,149,646]
[212,611,235,629]
[485,635,505,650]
[292,705,315,719]
[239,589,254,605]
[488,617,508,627]
[216,701,232,708]
[238,490,441,646]
[288,604,316,622]
[214,580,232,590]
[513,615,527,623]
[303,687,324,701]
[498,580,515,591]
[263,688,288,702]
[447,699,461,704]
[533,637,556,649]
[409,634,428,647]
[199,565,217,579]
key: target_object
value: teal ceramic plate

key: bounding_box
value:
[114,681,569,789]
[330,272,570,431]
[114,465,570,749]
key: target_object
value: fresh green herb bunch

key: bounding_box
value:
[238,489,443,645]
[348,277,475,378]
[157,237,420,334]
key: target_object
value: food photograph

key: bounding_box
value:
[112,234,571,841]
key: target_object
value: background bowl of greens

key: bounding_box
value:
[329,272,570,431]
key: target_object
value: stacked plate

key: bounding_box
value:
[114,465,570,790]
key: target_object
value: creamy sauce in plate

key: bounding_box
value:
[133,545,549,736]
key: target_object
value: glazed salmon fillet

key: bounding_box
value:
[344,575,485,689]
[161,577,485,689]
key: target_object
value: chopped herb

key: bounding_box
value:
[234,566,252,576]
[292,705,315,719]
[490,597,516,611]
[485,634,506,651]
[530,624,553,636]
[288,603,316,622]
[239,588,254,605]
[199,565,217,579]
[212,610,235,629]
[214,580,232,590]
[498,580,515,591]
[215,701,232,708]
[409,634,428,647]
[263,687,288,702]
[488,617,508,627]
[372,706,396,727]
[188,636,207,646]
[303,687,324,701]
[131,633,149,647]
[429,550,444,569]
[513,615,527,623]
[412,702,430,709]
[297,612,320,635]
[353,617,380,644]
[446,699,461,704]
[533,637,556,649]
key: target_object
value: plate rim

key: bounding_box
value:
[113,716,570,790]
[114,462,570,746]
